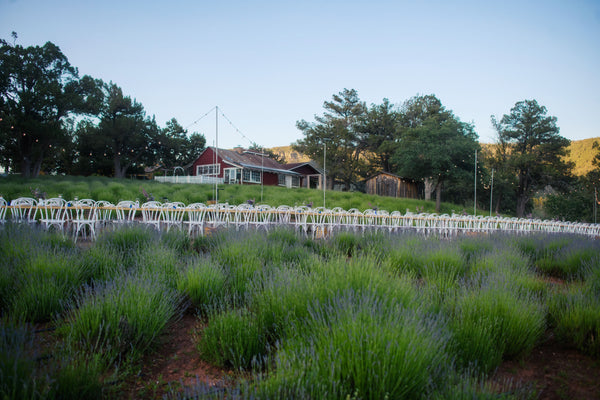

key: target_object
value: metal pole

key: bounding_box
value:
[490,168,494,217]
[595,186,597,224]
[474,149,477,216]
[323,141,327,208]
[215,106,219,204]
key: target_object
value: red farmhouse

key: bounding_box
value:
[191,147,322,188]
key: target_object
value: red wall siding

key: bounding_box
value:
[191,148,229,178]
[263,172,279,186]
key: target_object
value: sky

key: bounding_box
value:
[1,0,599,149]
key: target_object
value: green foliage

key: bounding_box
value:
[2,223,598,398]
[492,99,571,217]
[392,94,479,211]
[448,281,546,373]
[177,257,227,312]
[0,320,46,400]
[259,293,450,399]
[62,272,183,360]
[549,275,600,358]
[197,308,266,371]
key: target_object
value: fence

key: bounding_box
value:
[154,176,223,184]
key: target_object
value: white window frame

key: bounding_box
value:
[291,176,300,188]
[224,168,238,184]
[278,174,285,186]
[243,169,262,184]
[196,163,220,176]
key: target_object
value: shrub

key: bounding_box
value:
[177,257,227,312]
[62,272,184,360]
[197,308,266,371]
[0,320,46,400]
[448,281,546,373]
[549,281,600,358]
[10,250,83,322]
[258,292,451,399]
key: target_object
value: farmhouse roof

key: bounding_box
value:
[283,161,324,174]
[205,147,301,175]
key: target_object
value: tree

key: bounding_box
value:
[0,37,102,177]
[95,83,158,178]
[294,88,368,189]
[358,98,399,173]
[157,118,206,169]
[492,99,572,217]
[391,95,479,212]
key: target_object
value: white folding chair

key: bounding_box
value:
[0,197,7,225]
[185,203,207,236]
[161,202,186,232]
[140,201,162,231]
[254,204,274,232]
[205,203,230,230]
[96,200,115,230]
[72,199,99,241]
[276,205,294,228]
[234,203,253,231]
[114,200,139,227]
[293,206,311,235]
[38,198,69,233]
[10,197,38,225]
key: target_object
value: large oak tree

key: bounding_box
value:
[392,95,479,212]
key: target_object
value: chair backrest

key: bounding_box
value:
[38,197,69,222]
[0,197,7,222]
[141,201,162,226]
[186,203,207,223]
[10,197,38,222]
[72,199,98,221]
[115,200,139,222]
[162,202,187,223]
[96,200,115,223]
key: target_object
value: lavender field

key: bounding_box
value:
[1,223,599,399]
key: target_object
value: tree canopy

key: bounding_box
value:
[0,35,205,178]
[391,95,479,212]
[0,37,102,177]
[492,99,572,217]
[294,88,368,189]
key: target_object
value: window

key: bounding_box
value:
[278,174,285,186]
[224,168,238,184]
[196,164,220,176]
[292,176,300,188]
[243,169,262,183]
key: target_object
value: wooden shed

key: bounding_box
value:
[365,172,418,199]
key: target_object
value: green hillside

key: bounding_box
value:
[566,137,599,176]
[273,138,600,177]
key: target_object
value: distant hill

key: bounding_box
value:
[481,138,599,177]
[270,146,311,164]
[566,137,599,176]
[271,138,599,176]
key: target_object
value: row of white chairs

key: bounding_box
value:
[1,197,599,240]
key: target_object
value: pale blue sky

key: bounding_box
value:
[2,0,599,149]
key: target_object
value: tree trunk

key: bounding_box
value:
[424,178,435,201]
[32,158,43,178]
[114,156,124,178]
[21,158,32,178]
[516,195,528,218]
[435,181,442,213]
